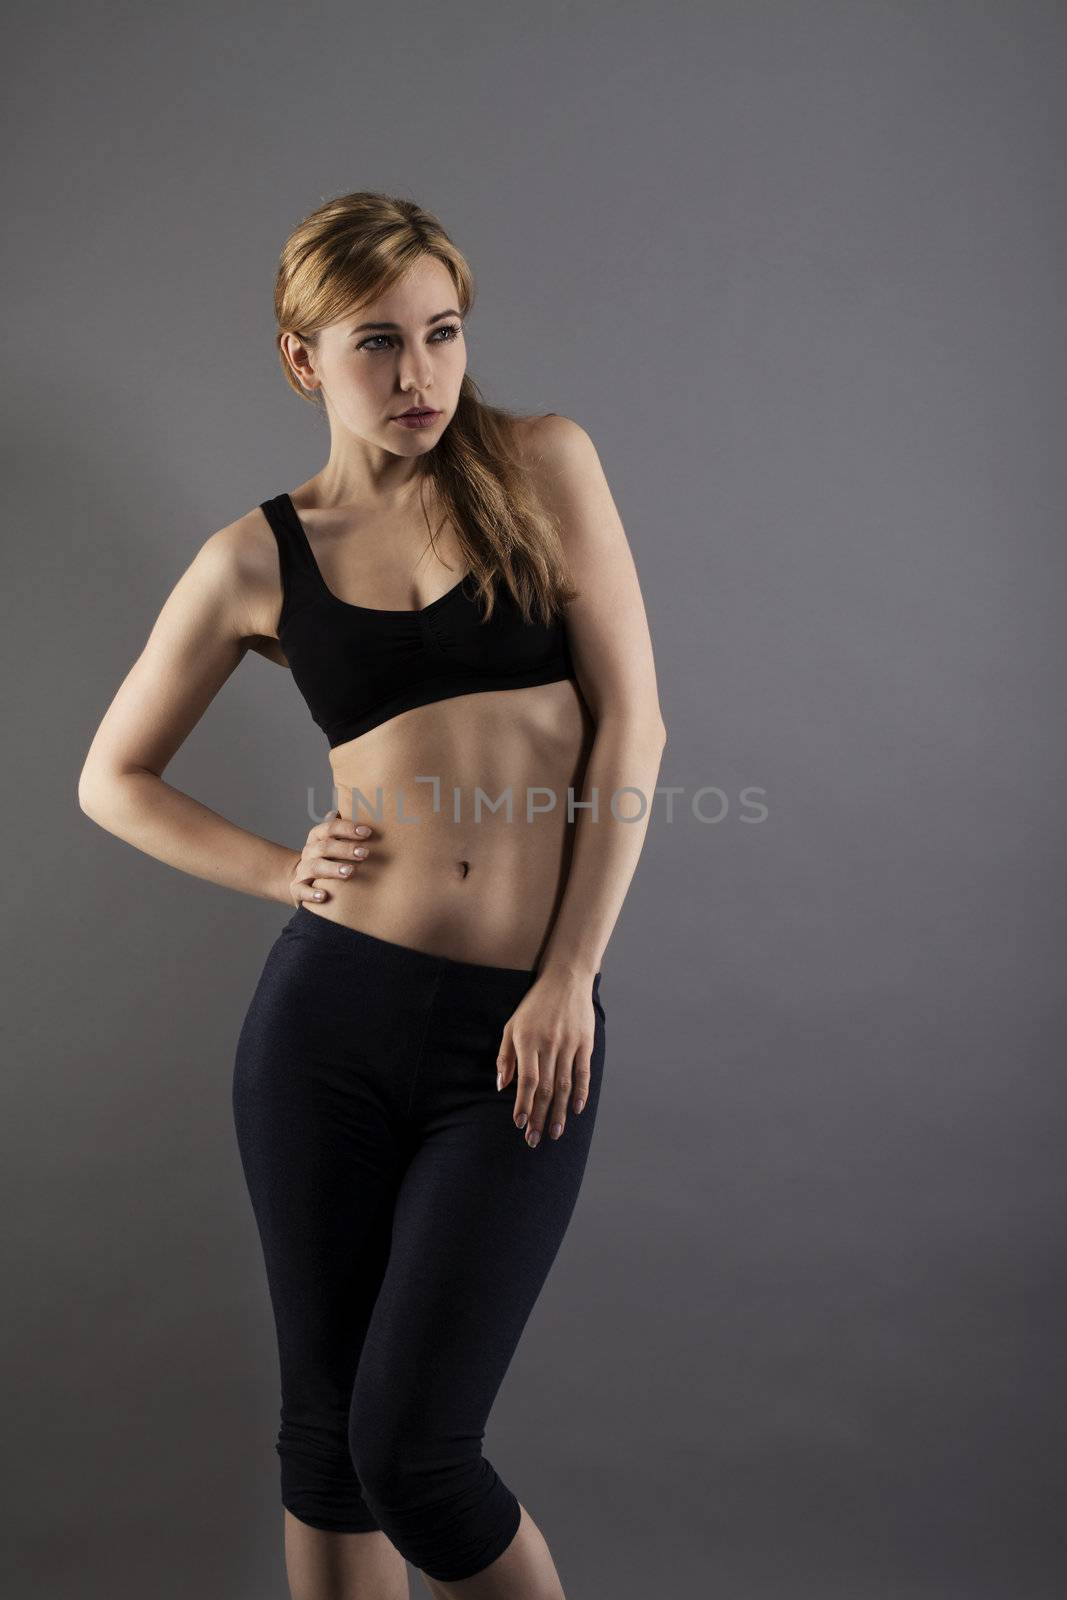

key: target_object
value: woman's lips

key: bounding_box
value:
[392,410,441,429]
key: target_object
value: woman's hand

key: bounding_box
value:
[496,971,596,1148]
[283,808,375,907]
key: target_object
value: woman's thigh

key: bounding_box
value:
[231,915,437,1528]
[232,918,426,1321]
[350,968,608,1450]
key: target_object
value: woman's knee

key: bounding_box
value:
[349,1408,439,1505]
[349,1387,411,1496]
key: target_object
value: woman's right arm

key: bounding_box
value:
[78,516,329,906]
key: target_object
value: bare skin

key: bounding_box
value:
[283,1516,408,1600]
[285,1502,564,1600]
[79,258,666,1600]
[279,555,597,974]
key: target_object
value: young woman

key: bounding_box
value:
[79,192,666,1600]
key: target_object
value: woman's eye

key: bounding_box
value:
[357,323,462,352]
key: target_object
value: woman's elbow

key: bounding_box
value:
[77,762,133,825]
[77,765,110,823]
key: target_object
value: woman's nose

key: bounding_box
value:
[399,355,432,388]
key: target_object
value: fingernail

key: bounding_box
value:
[313,891,324,900]
[527,1128,540,1147]
[574,1098,585,1114]
[515,1112,528,1130]
[339,865,352,876]
[496,1072,504,1091]
[355,826,371,837]
[353,847,368,858]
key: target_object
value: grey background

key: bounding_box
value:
[4,2,1064,1597]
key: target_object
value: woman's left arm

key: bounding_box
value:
[496,414,668,1143]
[535,412,668,977]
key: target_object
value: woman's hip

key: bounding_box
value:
[232,904,603,1118]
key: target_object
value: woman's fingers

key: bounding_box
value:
[293,861,329,903]
[544,1051,572,1144]
[290,811,376,903]
[499,1004,595,1147]
[496,1023,516,1092]
[312,850,365,882]
[316,814,375,875]
[288,850,326,903]
[319,817,375,860]
[512,1045,542,1145]
[571,1039,591,1116]
[522,1051,572,1148]
[512,1046,566,1148]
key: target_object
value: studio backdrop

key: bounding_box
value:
[3,3,1063,1598]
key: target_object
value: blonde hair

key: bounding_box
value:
[272,191,578,625]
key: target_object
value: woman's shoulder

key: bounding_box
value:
[511,410,590,452]
[195,503,290,660]
[509,412,595,487]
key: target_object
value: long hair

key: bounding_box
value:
[272,191,578,625]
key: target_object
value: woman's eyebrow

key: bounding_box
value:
[349,309,462,333]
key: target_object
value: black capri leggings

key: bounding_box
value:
[231,903,606,1584]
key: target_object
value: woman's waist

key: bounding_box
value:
[308,834,570,969]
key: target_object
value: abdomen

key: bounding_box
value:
[307,679,594,969]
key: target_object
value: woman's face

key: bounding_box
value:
[294,255,467,455]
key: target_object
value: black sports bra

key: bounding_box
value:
[259,494,577,749]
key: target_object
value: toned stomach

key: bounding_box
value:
[302,678,595,971]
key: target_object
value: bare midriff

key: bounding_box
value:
[301,676,596,971]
